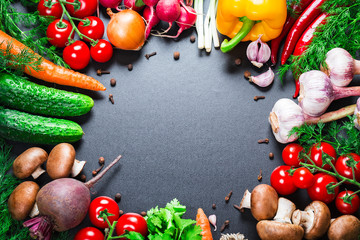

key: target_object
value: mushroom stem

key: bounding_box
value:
[70,159,86,177]
[31,167,45,179]
[29,203,39,218]
[239,189,251,212]
[292,209,315,233]
[273,198,296,224]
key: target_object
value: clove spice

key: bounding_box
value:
[220,220,230,232]
[92,164,104,176]
[257,169,263,181]
[110,78,116,86]
[233,204,242,212]
[190,35,196,43]
[173,51,180,60]
[109,94,114,104]
[115,193,122,202]
[141,211,147,217]
[127,64,133,71]
[235,58,242,66]
[258,138,269,144]
[96,69,110,76]
[254,95,265,101]
[212,203,216,209]
[244,71,251,79]
[225,190,233,203]
[80,174,86,182]
[98,157,105,165]
[145,52,156,59]
[269,152,274,159]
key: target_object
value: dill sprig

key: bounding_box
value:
[0,139,69,239]
[278,0,360,82]
[0,0,69,68]
[290,116,360,156]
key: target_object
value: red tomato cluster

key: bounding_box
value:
[271,142,360,215]
[74,196,148,240]
[38,0,113,69]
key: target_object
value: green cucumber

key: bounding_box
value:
[0,73,94,117]
[0,107,83,144]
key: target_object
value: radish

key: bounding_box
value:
[172,6,197,38]
[143,6,160,39]
[99,0,122,8]
[155,0,181,33]
[23,155,122,240]
[123,0,145,12]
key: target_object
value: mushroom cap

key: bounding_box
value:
[251,184,278,221]
[304,201,331,240]
[256,220,304,240]
[13,147,47,179]
[47,143,76,179]
[327,215,360,240]
[8,181,40,221]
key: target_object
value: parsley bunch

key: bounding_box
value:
[145,199,202,240]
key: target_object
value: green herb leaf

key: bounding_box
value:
[135,0,145,7]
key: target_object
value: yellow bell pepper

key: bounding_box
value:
[216,0,287,52]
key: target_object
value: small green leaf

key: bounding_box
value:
[135,0,145,7]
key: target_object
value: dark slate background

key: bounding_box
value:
[10,2,360,239]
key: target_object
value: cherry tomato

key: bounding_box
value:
[293,167,315,189]
[335,190,360,215]
[282,143,304,167]
[37,0,63,19]
[46,19,74,48]
[74,227,104,240]
[90,39,113,63]
[307,173,339,204]
[78,16,105,42]
[63,41,90,70]
[89,196,120,229]
[270,165,297,195]
[309,142,336,171]
[335,153,360,182]
[115,213,148,237]
[66,0,97,18]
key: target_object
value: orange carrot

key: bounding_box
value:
[0,30,106,91]
[196,208,213,240]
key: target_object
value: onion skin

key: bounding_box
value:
[106,9,145,51]
[36,178,90,232]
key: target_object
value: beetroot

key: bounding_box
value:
[143,6,160,39]
[23,155,122,240]
[155,0,181,33]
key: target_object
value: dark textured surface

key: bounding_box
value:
[9,2,360,240]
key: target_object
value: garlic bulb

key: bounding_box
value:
[246,35,271,68]
[355,98,360,130]
[248,68,274,87]
[322,48,360,87]
[298,70,334,117]
[269,98,304,144]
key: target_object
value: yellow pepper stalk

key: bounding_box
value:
[216,0,287,52]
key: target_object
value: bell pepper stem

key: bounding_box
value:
[221,16,256,53]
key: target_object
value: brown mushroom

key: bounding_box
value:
[47,143,86,179]
[12,147,47,179]
[327,215,360,240]
[8,181,40,221]
[239,184,278,221]
[256,220,304,240]
[292,201,331,240]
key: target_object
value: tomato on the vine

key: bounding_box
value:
[66,0,97,18]
[309,142,336,171]
[335,153,360,182]
[292,167,315,189]
[37,0,63,19]
[335,190,360,215]
[88,196,120,229]
[307,173,339,204]
[282,143,304,167]
[270,165,297,195]
[46,19,74,48]
[74,227,104,240]
[115,213,148,237]
[63,40,90,70]
[90,39,113,63]
[78,16,105,42]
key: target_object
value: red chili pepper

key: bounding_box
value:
[292,13,328,98]
[280,0,326,65]
[270,0,313,65]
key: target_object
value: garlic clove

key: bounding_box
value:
[355,98,360,130]
[256,38,271,66]
[208,214,217,231]
[298,70,334,117]
[248,68,274,87]
[269,98,305,144]
[246,37,260,63]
